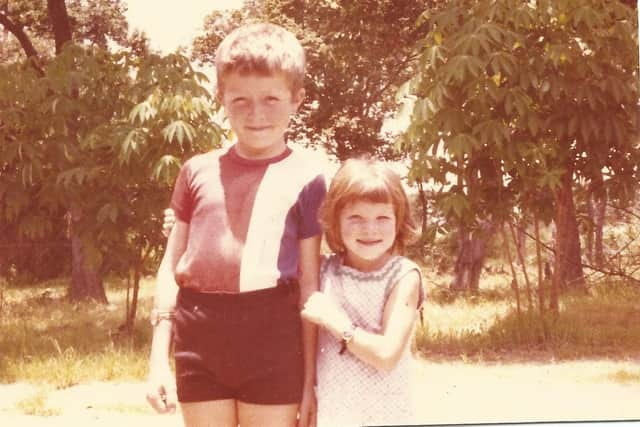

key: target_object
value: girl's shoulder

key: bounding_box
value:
[387,256,425,308]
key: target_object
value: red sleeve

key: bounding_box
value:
[170,160,193,223]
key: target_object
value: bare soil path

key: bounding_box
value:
[1,358,639,426]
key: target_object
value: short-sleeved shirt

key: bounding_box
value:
[170,144,326,293]
[315,254,424,427]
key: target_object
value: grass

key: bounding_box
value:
[609,369,640,384]
[0,276,155,387]
[416,275,640,362]
[15,387,61,416]
[2,267,639,391]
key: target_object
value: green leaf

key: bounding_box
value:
[97,203,118,224]
[447,133,478,158]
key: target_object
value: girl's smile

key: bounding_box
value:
[339,200,397,272]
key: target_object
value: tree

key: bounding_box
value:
[1,0,223,308]
[400,0,639,293]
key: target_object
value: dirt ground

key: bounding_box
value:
[1,357,639,426]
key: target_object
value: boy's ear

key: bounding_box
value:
[292,88,305,109]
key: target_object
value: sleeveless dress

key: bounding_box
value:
[315,254,424,427]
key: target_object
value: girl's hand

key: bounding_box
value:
[301,292,351,337]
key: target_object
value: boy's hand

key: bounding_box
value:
[161,208,176,238]
[145,364,177,414]
[301,292,351,337]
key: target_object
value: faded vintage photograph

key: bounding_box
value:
[1,1,639,426]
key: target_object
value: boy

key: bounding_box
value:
[145,23,325,427]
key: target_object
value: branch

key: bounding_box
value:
[0,11,44,76]
[514,223,640,286]
[362,51,420,118]
[607,203,640,222]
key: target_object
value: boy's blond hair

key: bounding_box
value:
[215,22,305,96]
[320,158,417,256]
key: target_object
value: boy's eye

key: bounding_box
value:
[266,96,280,103]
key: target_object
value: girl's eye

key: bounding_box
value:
[377,216,391,221]
[266,96,280,103]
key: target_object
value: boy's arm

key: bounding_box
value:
[297,234,321,427]
[146,219,189,414]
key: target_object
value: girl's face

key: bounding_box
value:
[339,200,397,272]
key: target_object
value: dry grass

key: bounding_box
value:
[608,369,640,384]
[416,263,640,362]
[0,277,156,387]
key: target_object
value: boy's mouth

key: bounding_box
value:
[356,239,383,246]
[246,125,271,131]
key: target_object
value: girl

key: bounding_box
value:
[301,158,424,427]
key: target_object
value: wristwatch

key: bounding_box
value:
[149,309,175,327]
[339,323,358,355]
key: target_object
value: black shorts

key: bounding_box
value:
[173,279,304,404]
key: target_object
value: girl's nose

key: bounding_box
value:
[360,220,376,234]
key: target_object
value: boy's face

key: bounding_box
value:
[220,71,304,159]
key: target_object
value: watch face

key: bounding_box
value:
[342,325,356,342]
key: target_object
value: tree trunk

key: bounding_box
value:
[450,221,495,292]
[69,229,107,303]
[47,0,106,302]
[68,205,107,303]
[47,0,73,54]
[552,169,585,290]
[417,180,428,243]
[585,194,594,263]
[594,194,606,269]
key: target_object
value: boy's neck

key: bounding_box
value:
[234,141,288,160]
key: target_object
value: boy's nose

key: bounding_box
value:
[247,102,267,118]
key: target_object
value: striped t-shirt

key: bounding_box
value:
[170,144,326,293]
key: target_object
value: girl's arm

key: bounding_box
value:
[297,235,321,427]
[303,269,421,372]
[146,219,189,414]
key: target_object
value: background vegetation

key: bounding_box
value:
[1,0,639,409]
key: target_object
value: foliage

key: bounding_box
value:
[0,0,133,63]
[191,0,433,160]
[0,44,223,284]
[400,0,639,228]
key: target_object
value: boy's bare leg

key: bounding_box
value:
[180,399,237,427]
[237,402,299,427]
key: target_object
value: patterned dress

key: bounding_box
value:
[315,254,424,427]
